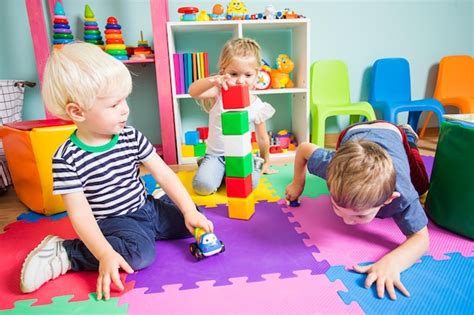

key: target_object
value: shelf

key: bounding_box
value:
[168,19,310,33]
[174,88,308,99]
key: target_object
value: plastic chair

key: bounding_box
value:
[419,55,474,137]
[310,60,376,147]
[368,58,445,133]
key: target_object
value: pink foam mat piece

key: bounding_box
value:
[281,196,474,268]
[119,270,364,314]
[0,218,133,310]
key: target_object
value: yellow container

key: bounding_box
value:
[0,120,76,215]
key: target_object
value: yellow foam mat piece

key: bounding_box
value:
[177,170,279,208]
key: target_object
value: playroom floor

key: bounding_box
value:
[3,128,471,315]
[0,130,440,232]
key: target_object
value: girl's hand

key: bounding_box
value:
[262,162,278,175]
[208,74,234,90]
[96,250,134,301]
[184,210,214,234]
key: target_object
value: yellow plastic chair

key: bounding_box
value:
[310,60,376,147]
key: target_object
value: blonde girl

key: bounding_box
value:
[189,38,277,195]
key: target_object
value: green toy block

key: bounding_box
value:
[221,111,249,135]
[225,152,253,177]
[194,142,206,157]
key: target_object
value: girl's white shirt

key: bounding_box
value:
[205,95,275,156]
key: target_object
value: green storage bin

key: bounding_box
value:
[426,120,474,239]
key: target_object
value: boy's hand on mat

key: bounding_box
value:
[285,181,304,202]
[184,211,214,235]
[353,258,410,301]
[96,251,134,301]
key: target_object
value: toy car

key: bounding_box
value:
[189,229,225,261]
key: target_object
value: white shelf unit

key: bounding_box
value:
[167,19,310,165]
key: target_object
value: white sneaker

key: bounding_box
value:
[20,235,71,293]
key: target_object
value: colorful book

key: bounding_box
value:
[192,53,197,83]
[203,52,209,77]
[173,53,181,94]
[199,52,205,79]
[179,53,185,94]
[186,53,193,92]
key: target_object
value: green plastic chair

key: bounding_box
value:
[310,60,376,147]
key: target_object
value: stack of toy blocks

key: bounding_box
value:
[221,85,255,220]
[182,127,208,158]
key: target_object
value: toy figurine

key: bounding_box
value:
[197,10,210,21]
[270,54,294,89]
[189,228,225,261]
[226,0,248,20]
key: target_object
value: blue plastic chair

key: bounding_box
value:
[368,58,445,132]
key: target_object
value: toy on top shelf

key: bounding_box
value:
[83,5,104,47]
[197,10,211,22]
[130,31,154,61]
[281,8,305,19]
[263,5,277,19]
[209,4,227,21]
[226,0,249,20]
[189,227,225,261]
[104,16,128,60]
[178,7,199,21]
[267,54,295,89]
[51,1,74,49]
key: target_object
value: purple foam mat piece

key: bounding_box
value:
[126,201,330,293]
[422,155,434,178]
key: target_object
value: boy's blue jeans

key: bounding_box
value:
[63,195,194,271]
[192,155,261,195]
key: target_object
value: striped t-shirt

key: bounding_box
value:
[52,126,155,220]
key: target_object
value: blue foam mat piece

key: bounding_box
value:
[326,252,474,314]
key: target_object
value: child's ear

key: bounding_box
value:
[384,191,401,205]
[65,103,85,122]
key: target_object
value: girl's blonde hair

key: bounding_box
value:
[199,37,262,112]
[327,139,396,210]
[42,42,132,120]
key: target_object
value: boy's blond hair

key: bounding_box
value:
[42,42,132,120]
[327,139,396,210]
[199,38,262,112]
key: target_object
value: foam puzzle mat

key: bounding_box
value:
[1,157,472,314]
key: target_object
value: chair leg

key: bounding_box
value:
[408,111,422,133]
[419,112,433,138]
[385,109,398,125]
[311,117,326,147]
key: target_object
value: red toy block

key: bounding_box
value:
[196,127,209,140]
[221,85,250,110]
[225,174,252,198]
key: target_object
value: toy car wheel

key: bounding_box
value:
[220,242,225,253]
[189,243,198,255]
[194,249,204,261]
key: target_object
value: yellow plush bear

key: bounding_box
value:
[270,54,294,89]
